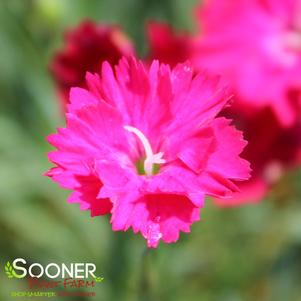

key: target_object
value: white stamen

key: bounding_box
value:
[124,125,165,175]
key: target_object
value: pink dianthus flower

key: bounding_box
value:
[46,57,250,247]
[193,0,301,127]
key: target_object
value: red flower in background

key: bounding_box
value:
[146,22,193,67]
[49,20,134,109]
[216,105,301,205]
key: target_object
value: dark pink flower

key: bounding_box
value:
[49,20,134,108]
[216,105,301,206]
[146,22,193,67]
[46,57,250,247]
[193,0,301,127]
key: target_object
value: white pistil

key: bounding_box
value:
[124,125,165,176]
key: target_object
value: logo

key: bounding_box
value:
[5,261,20,279]
[5,258,104,298]
[5,258,104,281]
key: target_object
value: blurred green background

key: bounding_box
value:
[1,0,301,300]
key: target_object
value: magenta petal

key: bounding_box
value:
[194,0,301,126]
[67,87,98,113]
[177,127,215,173]
[215,179,268,207]
[207,118,251,180]
[111,193,200,248]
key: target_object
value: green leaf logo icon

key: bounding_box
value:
[93,276,104,283]
[5,262,15,279]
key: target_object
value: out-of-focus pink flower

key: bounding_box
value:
[193,0,301,127]
[46,57,250,247]
[49,20,134,108]
[216,105,301,206]
[146,22,193,67]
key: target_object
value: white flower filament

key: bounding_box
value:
[124,125,165,175]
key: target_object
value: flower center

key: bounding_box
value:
[282,4,301,54]
[284,30,301,51]
[124,125,165,176]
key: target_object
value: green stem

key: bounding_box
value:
[106,232,129,301]
[137,248,157,301]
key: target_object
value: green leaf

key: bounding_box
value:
[95,277,104,283]
[4,261,14,279]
